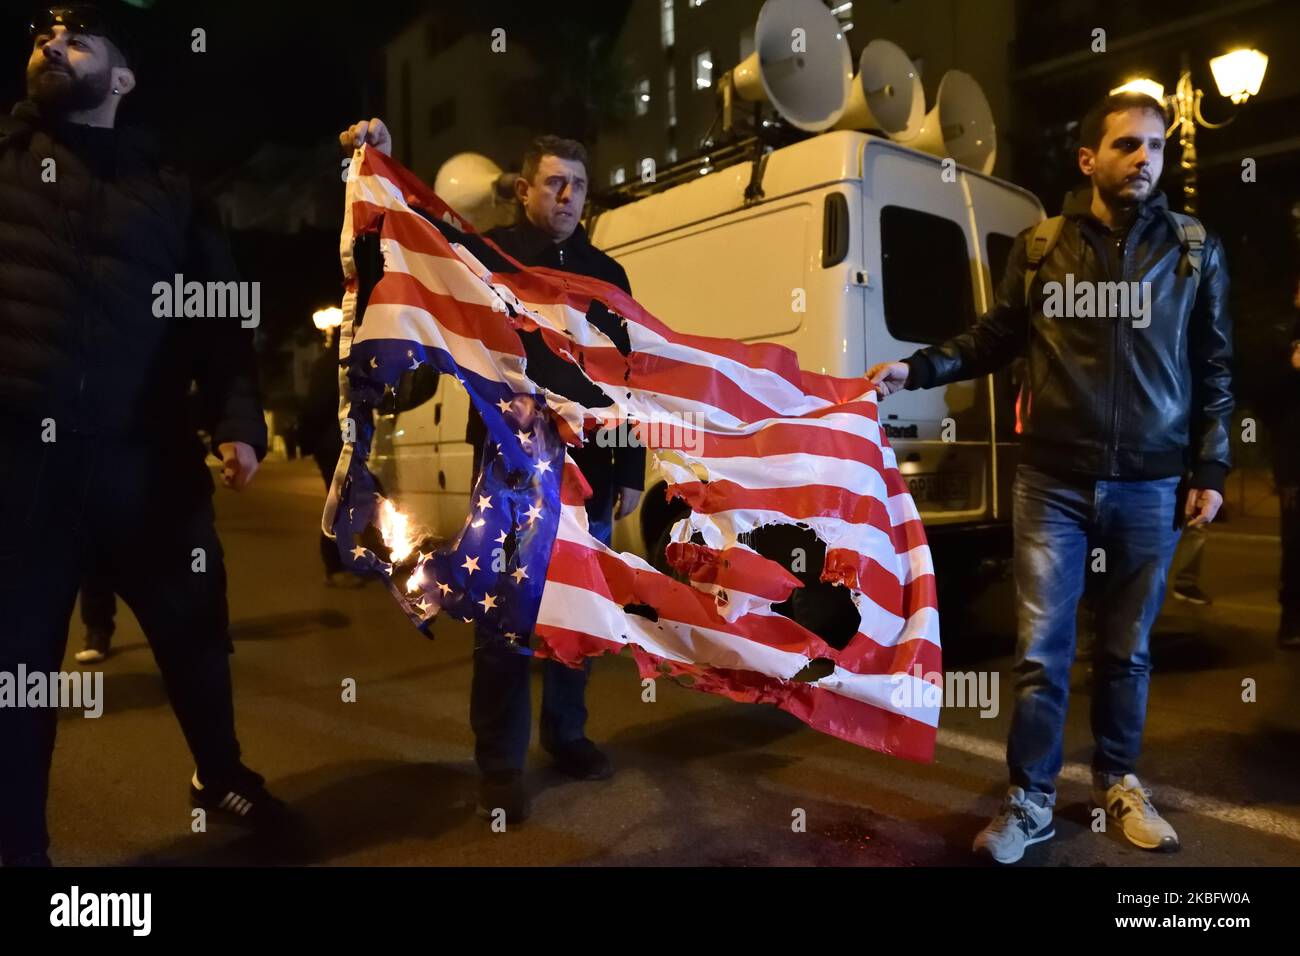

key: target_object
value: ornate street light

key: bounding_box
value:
[1111,48,1267,214]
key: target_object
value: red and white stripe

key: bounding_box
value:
[338,146,941,762]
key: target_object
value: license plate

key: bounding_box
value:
[905,472,971,506]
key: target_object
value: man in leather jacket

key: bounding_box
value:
[869,91,1233,863]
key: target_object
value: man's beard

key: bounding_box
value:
[1098,169,1154,208]
[26,59,113,115]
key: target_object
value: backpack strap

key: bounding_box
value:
[1165,210,1206,286]
[1022,216,1065,305]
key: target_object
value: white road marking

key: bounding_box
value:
[1213,532,1281,543]
[936,728,1300,843]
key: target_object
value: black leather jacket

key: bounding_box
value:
[903,187,1233,492]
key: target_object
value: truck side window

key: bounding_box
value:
[879,205,975,344]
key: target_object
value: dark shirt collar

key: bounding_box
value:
[10,98,160,164]
[1062,183,1168,233]
[502,213,591,260]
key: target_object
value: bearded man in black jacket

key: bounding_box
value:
[0,4,287,865]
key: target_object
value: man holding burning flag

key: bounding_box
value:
[324,134,941,829]
[340,120,644,822]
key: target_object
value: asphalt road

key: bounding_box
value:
[42,459,1300,866]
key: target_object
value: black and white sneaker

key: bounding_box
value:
[74,629,112,665]
[477,771,530,825]
[972,787,1055,864]
[190,766,290,829]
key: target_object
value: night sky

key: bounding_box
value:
[0,0,631,182]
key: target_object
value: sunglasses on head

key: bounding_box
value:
[29,6,112,41]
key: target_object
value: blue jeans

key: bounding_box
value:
[1006,465,1182,803]
[469,484,614,776]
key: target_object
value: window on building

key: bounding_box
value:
[693,50,713,91]
[633,77,650,117]
[661,0,675,48]
[666,66,677,127]
[611,167,627,186]
[879,205,975,344]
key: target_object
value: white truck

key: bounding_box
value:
[371,129,1044,640]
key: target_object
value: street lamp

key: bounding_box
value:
[1111,47,1267,214]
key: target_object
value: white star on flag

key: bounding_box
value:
[511,567,529,583]
[462,555,480,573]
[478,593,498,611]
[476,494,493,512]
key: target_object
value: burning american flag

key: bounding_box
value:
[323,146,942,762]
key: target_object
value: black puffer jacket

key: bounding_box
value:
[0,101,265,467]
[904,187,1233,492]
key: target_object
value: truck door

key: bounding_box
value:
[959,173,1044,520]
[860,141,991,527]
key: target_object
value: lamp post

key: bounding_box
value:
[1112,47,1268,215]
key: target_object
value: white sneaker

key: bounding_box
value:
[1093,773,1179,851]
[972,787,1055,864]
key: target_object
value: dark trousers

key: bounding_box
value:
[313,447,344,575]
[0,434,242,862]
[468,439,616,776]
[79,572,117,638]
